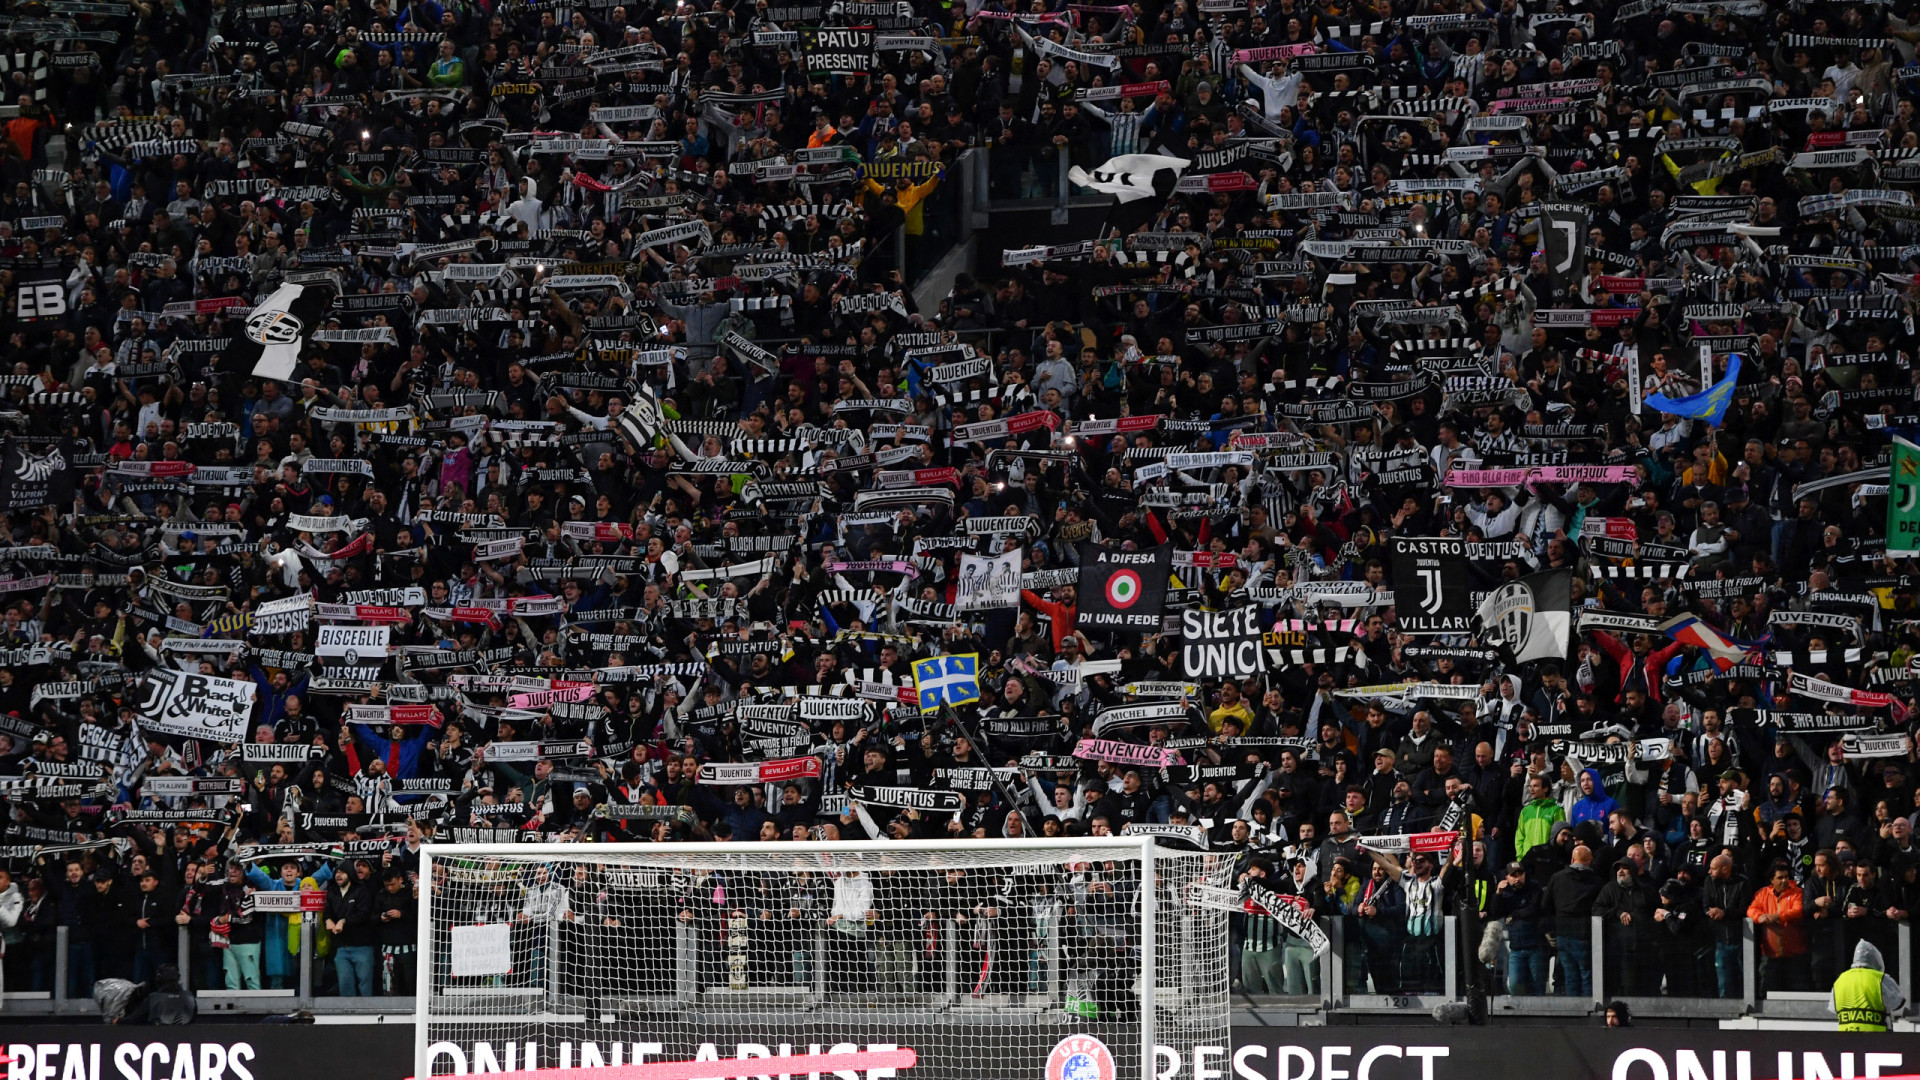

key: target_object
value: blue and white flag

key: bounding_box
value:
[913,652,980,714]
[1644,354,1743,427]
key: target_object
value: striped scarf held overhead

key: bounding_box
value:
[931,383,1033,411]
[730,438,810,455]
[1317,20,1390,39]
[0,51,48,103]
[729,294,794,320]
[664,419,746,440]
[1388,96,1479,117]
[465,287,543,307]
[84,121,170,153]
[441,211,517,236]
[778,203,856,224]
[1111,248,1197,278]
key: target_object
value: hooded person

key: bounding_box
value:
[1523,819,1575,882]
[1571,767,1621,827]
[1833,939,1906,1031]
[122,963,196,1025]
[1594,858,1659,995]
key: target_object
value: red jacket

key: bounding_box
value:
[1587,629,1683,705]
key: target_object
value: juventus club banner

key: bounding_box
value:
[131,669,258,742]
[1077,542,1171,629]
[802,26,875,74]
[1391,536,1472,633]
[1179,606,1268,679]
[1540,202,1590,291]
[0,439,76,510]
[12,260,68,324]
[1892,435,1920,554]
[1069,154,1189,234]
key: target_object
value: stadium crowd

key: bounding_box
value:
[0,0,1912,1014]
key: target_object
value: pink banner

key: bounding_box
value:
[1233,43,1318,62]
[1444,468,1532,487]
[1535,465,1639,484]
[828,560,917,575]
[1447,466,1638,488]
[1073,738,1183,768]
[508,685,596,709]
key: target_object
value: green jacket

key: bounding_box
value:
[1515,796,1566,861]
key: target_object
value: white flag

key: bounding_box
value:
[1068,154,1190,203]
[955,550,1022,611]
[235,283,324,381]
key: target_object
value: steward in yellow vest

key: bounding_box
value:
[1833,940,1905,1031]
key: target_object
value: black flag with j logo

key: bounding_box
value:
[1391,535,1472,634]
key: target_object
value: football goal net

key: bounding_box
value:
[415,838,1232,1080]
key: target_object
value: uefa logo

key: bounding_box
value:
[1045,1036,1115,1080]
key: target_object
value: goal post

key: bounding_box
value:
[414,837,1231,1080]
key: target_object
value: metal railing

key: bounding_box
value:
[10,918,397,1014]
[7,914,1910,1019]
[1291,913,1914,1020]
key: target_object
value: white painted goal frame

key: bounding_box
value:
[415,837,1230,1080]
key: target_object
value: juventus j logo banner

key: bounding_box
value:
[1391,535,1471,633]
[1890,435,1920,554]
[1540,202,1590,293]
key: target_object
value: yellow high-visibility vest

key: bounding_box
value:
[1833,968,1888,1031]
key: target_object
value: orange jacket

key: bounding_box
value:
[6,111,49,159]
[1020,589,1077,652]
[1746,883,1807,958]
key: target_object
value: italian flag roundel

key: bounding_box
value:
[1076,541,1170,630]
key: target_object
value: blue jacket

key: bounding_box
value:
[351,724,430,784]
[249,665,310,730]
[246,862,333,893]
[1570,767,1620,827]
